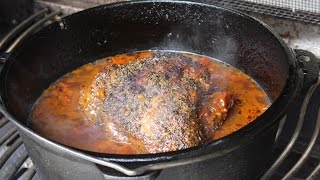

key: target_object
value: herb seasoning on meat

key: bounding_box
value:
[29,51,270,154]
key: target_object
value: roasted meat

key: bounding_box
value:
[79,52,234,153]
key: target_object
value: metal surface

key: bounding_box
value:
[308,162,320,180]
[0,0,34,28]
[0,121,36,180]
[244,0,320,13]
[0,136,23,168]
[0,127,17,145]
[275,115,287,143]
[283,97,320,179]
[196,0,320,25]
[51,0,320,25]
[0,8,60,180]
[1,1,296,179]
[5,11,60,53]
[2,150,28,180]
[24,168,37,180]
[33,1,320,60]
[0,117,8,128]
[0,9,48,52]
[261,75,320,179]
[0,1,319,180]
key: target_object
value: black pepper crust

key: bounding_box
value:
[79,51,232,153]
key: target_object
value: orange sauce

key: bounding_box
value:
[30,51,270,154]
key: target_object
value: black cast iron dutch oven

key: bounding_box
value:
[0,1,319,180]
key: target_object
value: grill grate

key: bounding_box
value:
[0,9,60,180]
[244,0,320,13]
[197,0,320,25]
[0,115,36,180]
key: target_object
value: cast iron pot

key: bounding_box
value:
[0,1,319,180]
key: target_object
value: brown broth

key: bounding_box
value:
[29,51,270,154]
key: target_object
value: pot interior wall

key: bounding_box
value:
[1,1,290,125]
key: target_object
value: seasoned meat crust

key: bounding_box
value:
[79,52,233,153]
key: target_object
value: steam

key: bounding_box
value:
[159,23,237,62]
[158,22,238,91]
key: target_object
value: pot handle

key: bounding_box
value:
[294,49,319,87]
[261,49,320,179]
[99,167,160,180]
[43,136,240,177]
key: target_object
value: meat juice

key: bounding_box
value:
[29,51,270,154]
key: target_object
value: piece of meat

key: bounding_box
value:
[79,52,233,153]
[198,92,234,139]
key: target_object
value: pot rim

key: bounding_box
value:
[0,0,301,164]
